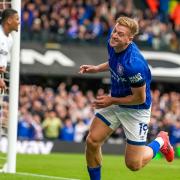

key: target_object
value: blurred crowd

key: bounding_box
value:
[1,83,179,147]
[21,0,180,52]
[17,83,95,142]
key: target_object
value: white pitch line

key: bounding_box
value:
[14,172,81,180]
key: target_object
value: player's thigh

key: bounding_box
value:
[87,116,114,144]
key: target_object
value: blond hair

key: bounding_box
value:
[116,16,139,36]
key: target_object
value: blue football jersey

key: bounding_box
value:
[108,42,152,109]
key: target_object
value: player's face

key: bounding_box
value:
[110,24,133,48]
[9,13,20,32]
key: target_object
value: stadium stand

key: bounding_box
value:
[17,0,180,148]
[16,84,180,149]
[21,0,180,52]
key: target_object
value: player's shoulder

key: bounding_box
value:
[126,43,146,65]
[128,42,145,60]
[125,59,147,76]
[124,50,148,75]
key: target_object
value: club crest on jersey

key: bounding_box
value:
[117,63,124,76]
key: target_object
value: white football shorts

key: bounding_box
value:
[95,105,151,145]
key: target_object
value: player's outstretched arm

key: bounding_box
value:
[79,62,109,74]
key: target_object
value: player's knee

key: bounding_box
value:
[125,161,141,171]
[86,135,100,150]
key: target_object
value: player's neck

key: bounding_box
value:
[114,43,131,53]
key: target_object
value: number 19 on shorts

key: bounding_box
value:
[139,123,148,136]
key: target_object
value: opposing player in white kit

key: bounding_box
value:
[0,8,20,90]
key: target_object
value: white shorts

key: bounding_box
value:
[95,105,151,145]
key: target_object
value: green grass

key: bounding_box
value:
[0,153,180,180]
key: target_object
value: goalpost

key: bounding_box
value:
[0,0,21,173]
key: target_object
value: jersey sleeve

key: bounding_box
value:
[125,61,146,88]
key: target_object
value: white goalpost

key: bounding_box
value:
[0,0,21,173]
[7,0,21,173]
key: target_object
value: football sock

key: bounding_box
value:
[87,166,101,180]
[154,137,164,148]
[147,137,164,158]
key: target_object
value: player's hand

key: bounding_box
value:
[0,78,6,91]
[79,65,99,74]
[0,66,6,73]
[92,95,113,109]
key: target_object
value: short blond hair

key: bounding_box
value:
[116,16,139,36]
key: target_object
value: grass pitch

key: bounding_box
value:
[0,153,180,180]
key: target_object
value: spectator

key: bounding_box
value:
[169,119,180,147]
[74,118,88,142]
[60,118,74,142]
[18,112,35,140]
[17,83,179,146]
[42,110,62,140]
[32,114,43,140]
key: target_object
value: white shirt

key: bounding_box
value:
[74,122,88,142]
[0,25,13,68]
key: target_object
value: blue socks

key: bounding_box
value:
[87,166,101,180]
[147,140,161,158]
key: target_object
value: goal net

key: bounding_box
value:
[0,0,21,173]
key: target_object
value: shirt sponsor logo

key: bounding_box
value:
[129,73,143,83]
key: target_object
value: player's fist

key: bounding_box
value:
[79,65,99,74]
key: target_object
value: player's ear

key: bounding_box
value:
[128,35,133,42]
[7,17,12,25]
[7,16,14,25]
